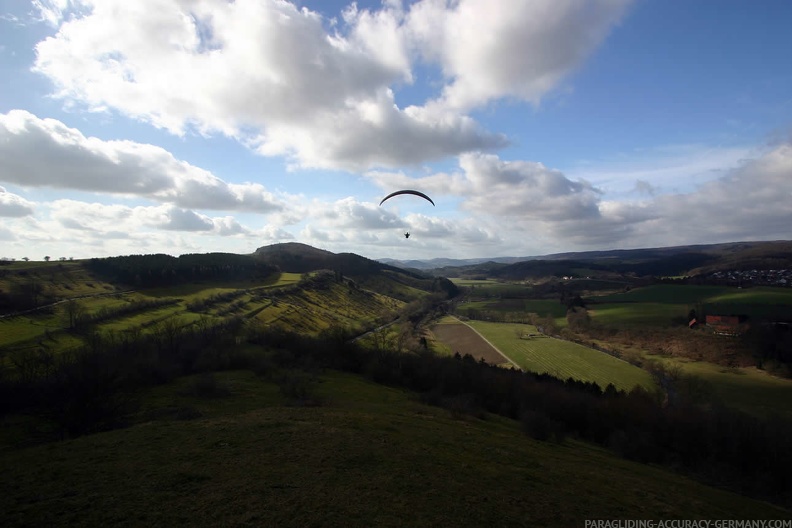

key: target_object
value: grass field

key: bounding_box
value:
[645,354,792,417]
[588,302,684,327]
[465,320,654,392]
[451,279,535,298]
[588,284,792,327]
[0,369,786,526]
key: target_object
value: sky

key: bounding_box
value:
[1,0,791,262]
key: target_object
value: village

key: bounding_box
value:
[703,268,792,287]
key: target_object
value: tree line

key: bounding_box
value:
[86,253,279,288]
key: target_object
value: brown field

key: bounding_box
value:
[431,322,511,366]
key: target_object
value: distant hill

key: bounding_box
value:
[387,240,792,280]
[378,256,531,270]
[254,242,426,278]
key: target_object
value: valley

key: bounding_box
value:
[1,241,791,524]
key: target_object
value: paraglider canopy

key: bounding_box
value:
[379,190,435,207]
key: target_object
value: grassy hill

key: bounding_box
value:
[1,369,787,527]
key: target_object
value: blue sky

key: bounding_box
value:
[1,0,790,261]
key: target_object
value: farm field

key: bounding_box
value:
[429,317,512,366]
[455,283,792,330]
[588,302,684,327]
[466,320,654,392]
[0,369,785,527]
[593,284,792,305]
[451,279,535,298]
[588,284,792,327]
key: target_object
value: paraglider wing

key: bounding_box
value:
[379,190,435,207]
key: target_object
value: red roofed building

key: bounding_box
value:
[705,315,748,336]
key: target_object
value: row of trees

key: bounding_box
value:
[86,253,279,288]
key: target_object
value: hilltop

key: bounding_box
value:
[254,242,426,278]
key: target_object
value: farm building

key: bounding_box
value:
[705,314,748,336]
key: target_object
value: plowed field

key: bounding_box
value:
[430,321,510,366]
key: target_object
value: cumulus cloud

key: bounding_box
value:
[371,153,603,221]
[457,153,603,221]
[0,187,35,217]
[643,143,792,243]
[0,110,284,213]
[406,0,631,111]
[316,197,403,230]
[31,0,628,169]
[49,200,256,237]
[368,143,792,252]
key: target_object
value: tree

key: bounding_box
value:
[22,257,29,262]
[44,256,51,262]
[566,307,591,332]
[63,299,86,329]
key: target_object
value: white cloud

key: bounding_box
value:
[48,200,257,237]
[0,110,284,213]
[366,142,792,253]
[0,187,35,217]
[31,0,72,27]
[315,196,403,230]
[0,225,16,241]
[31,0,628,170]
[407,0,631,111]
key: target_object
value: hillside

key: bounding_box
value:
[1,370,786,527]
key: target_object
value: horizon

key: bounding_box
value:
[1,1,791,261]
[7,237,791,265]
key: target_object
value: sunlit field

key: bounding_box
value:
[447,319,654,391]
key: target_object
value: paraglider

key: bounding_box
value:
[379,190,435,207]
[379,189,434,240]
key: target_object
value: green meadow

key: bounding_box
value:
[644,354,792,417]
[463,320,654,391]
[589,284,792,326]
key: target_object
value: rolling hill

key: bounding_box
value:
[388,240,792,280]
